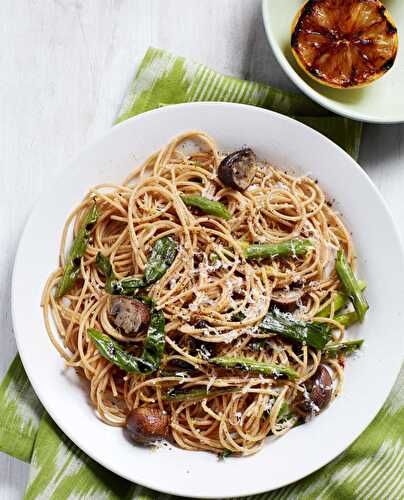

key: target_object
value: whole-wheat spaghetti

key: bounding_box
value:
[42,131,359,456]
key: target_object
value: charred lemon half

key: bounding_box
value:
[291,0,398,88]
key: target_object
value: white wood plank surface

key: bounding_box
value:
[0,1,403,498]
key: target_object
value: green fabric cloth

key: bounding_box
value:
[1,47,402,499]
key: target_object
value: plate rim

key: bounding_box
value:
[11,101,404,498]
[261,0,404,125]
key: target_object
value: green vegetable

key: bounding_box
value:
[88,328,147,372]
[96,236,177,296]
[56,203,99,298]
[323,339,364,358]
[181,195,231,220]
[334,311,359,328]
[136,295,157,308]
[244,239,313,260]
[110,277,145,296]
[336,250,368,322]
[210,356,299,380]
[231,311,246,322]
[88,307,165,374]
[96,252,115,293]
[218,449,233,460]
[144,236,178,284]
[277,401,293,420]
[96,252,144,295]
[209,253,220,263]
[264,401,303,432]
[260,309,331,349]
[162,386,240,401]
[317,280,366,318]
[140,308,165,371]
[95,251,112,278]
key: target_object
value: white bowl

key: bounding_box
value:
[12,103,404,498]
[262,0,404,123]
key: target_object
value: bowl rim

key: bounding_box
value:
[261,0,404,125]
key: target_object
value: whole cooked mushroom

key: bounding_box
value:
[109,297,150,335]
[126,406,170,445]
[296,364,333,415]
[217,148,257,191]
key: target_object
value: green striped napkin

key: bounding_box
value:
[1,47,402,500]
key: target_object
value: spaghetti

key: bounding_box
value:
[42,131,364,456]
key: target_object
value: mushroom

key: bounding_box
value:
[270,289,305,314]
[217,148,257,191]
[296,364,333,416]
[310,365,333,411]
[126,406,170,445]
[109,297,150,335]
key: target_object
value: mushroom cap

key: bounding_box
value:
[109,297,150,335]
[218,148,257,191]
[296,364,333,415]
[126,406,170,445]
[310,364,333,411]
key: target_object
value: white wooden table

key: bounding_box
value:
[1,1,403,497]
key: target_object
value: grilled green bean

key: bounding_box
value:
[56,202,99,298]
[181,195,231,220]
[334,311,359,328]
[323,339,364,358]
[317,280,366,318]
[260,309,331,349]
[96,236,177,296]
[143,236,178,284]
[162,386,240,401]
[210,356,299,380]
[244,239,313,260]
[336,250,368,322]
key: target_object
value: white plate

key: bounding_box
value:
[12,103,404,498]
[262,0,404,123]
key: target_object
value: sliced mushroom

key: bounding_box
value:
[109,297,150,335]
[126,406,170,445]
[296,364,333,416]
[270,289,305,314]
[310,365,333,411]
[218,148,257,191]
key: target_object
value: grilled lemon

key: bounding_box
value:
[291,0,398,89]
